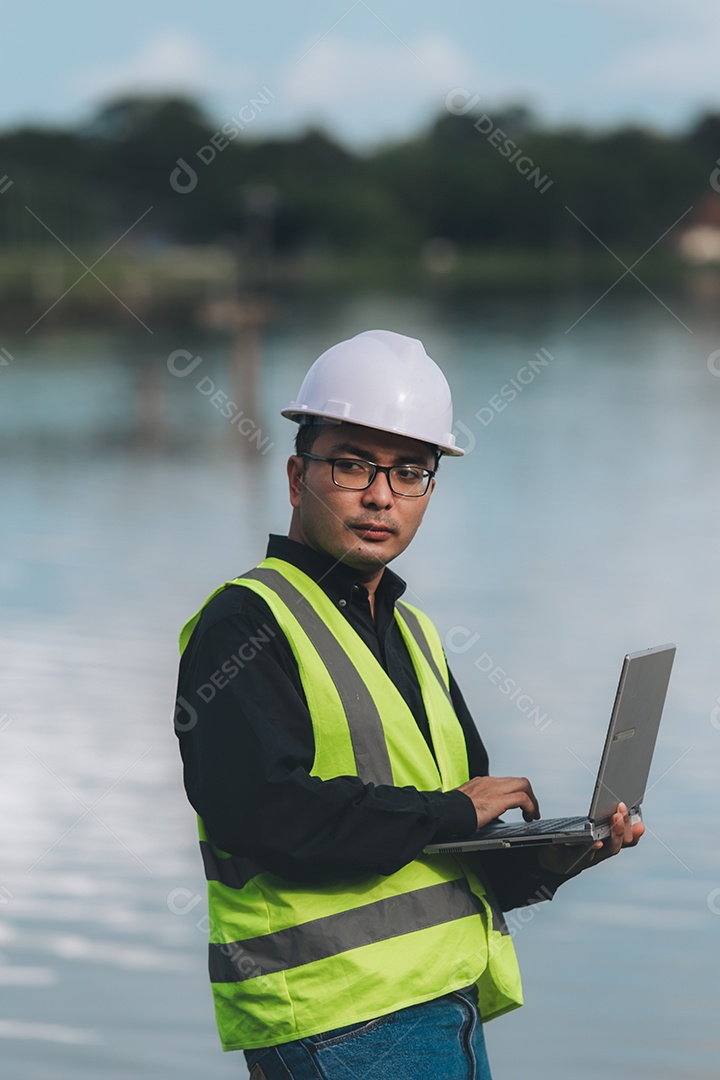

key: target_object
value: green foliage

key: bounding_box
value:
[0,94,718,271]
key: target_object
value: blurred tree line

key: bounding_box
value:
[1,95,718,267]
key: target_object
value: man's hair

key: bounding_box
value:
[294,421,323,457]
[293,420,441,471]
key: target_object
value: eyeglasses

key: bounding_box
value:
[301,453,436,497]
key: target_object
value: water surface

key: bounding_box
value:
[1,290,719,1078]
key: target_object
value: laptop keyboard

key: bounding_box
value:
[479,816,589,839]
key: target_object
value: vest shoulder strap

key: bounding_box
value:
[396,600,450,692]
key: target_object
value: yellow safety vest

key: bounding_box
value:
[179,557,523,1051]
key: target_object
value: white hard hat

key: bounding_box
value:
[281,329,463,456]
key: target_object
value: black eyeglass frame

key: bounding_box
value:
[300,453,437,497]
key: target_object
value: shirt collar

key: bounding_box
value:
[265,534,407,611]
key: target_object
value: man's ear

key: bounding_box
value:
[287,455,305,507]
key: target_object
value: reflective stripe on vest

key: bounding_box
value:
[179,558,523,1050]
[209,877,483,983]
[242,566,394,784]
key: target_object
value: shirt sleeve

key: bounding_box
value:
[175,590,477,884]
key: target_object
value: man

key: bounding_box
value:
[174,329,642,1079]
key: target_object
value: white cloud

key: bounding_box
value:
[69,31,254,104]
[597,3,720,101]
[289,32,474,105]
[279,32,477,143]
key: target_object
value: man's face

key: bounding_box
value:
[287,423,437,576]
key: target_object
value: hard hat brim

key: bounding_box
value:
[280,405,465,457]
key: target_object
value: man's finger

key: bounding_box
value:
[457,775,542,828]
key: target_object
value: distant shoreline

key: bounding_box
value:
[1,247,717,330]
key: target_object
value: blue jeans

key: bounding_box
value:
[243,988,492,1079]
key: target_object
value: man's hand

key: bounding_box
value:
[538,801,645,876]
[457,775,541,830]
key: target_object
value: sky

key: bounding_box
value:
[3,0,720,147]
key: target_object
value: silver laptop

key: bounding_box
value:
[425,644,676,854]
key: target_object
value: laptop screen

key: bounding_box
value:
[587,644,675,823]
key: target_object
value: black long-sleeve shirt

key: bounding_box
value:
[176,535,569,910]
